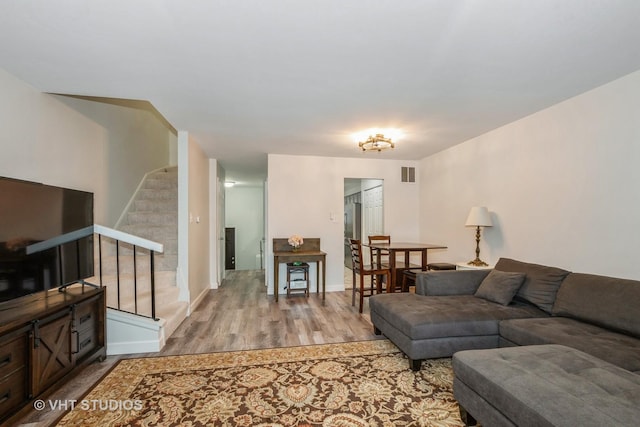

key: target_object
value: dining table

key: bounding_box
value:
[365,242,447,292]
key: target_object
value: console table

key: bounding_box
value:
[273,238,326,302]
[0,284,106,424]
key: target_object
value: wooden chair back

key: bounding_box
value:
[349,239,364,273]
[368,235,390,267]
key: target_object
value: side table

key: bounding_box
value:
[456,262,494,270]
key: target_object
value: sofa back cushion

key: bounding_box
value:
[495,258,570,313]
[552,272,640,338]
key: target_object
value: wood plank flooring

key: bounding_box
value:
[15,269,380,426]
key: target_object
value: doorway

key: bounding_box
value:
[344,178,384,286]
[225,227,236,270]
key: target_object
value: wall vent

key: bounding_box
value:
[401,166,416,183]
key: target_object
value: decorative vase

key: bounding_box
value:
[292,246,299,252]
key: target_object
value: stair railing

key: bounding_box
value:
[94,224,164,320]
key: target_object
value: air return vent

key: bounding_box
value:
[401,166,415,183]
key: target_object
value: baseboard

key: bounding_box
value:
[189,285,210,315]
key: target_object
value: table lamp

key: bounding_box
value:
[465,206,493,266]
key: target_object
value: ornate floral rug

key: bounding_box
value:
[57,340,464,426]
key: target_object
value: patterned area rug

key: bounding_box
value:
[58,340,464,426]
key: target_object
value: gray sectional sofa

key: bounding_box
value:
[368,258,640,426]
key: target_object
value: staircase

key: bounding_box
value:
[97,167,188,354]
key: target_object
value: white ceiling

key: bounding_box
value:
[2,1,640,185]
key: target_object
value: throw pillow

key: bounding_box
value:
[495,258,570,313]
[475,269,526,305]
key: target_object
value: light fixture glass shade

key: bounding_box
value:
[465,206,492,227]
[358,134,394,152]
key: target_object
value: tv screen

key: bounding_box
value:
[0,177,94,302]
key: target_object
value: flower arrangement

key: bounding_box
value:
[288,234,304,251]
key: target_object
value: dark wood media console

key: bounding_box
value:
[0,284,106,423]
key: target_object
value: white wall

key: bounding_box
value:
[419,69,640,280]
[267,154,421,295]
[0,68,109,222]
[177,132,211,310]
[225,185,265,270]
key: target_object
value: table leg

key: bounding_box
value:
[322,257,326,301]
[422,250,428,271]
[388,251,396,293]
[316,261,320,295]
[274,256,279,302]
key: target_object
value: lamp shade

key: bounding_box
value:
[465,206,492,227]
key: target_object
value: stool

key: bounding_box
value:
[426,262,457,271]
[401,269,421,292]
[286,262,310,297]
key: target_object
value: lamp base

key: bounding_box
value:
[467,258,489,267]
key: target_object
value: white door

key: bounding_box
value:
[363,185,384,264]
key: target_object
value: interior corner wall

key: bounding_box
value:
[0,67,109,224]
[53,95,174,226]
[225,185,265,270]
[419,69,640,279]
[267,154,420,295]
[0,68,175,227]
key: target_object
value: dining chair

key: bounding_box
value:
[367,235,391,267]
[349,239,391,313]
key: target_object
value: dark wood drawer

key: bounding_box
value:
[0,333,27,380]
[0,367,27,419]
[75,299,99,333]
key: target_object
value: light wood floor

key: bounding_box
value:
[15,269,380,426]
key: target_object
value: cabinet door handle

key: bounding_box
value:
[71,330,80,355]
[0,390,10,405]
[32,320,40,348]
[0,354,11,368]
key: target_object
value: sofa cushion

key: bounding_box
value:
[500,317,640,373]
[552,272,640,338]
[368,293,547,340]
[453,345,640,427]
[475,270,525,305]
[495,257,570,313]
[416,269,490,296]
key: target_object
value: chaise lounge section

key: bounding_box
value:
[369,258,570,370]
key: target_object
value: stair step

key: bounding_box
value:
[126,211,178,226]
[138,188,178,200]
[133,199,176,212]
[98,239,177,256]
[98,254,177,274]
[119,225,178,242]
[144,178,178,190]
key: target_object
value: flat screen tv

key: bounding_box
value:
[0,177,94,303]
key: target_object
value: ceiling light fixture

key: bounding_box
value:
[353,128,403,152]
[358,133,395,152]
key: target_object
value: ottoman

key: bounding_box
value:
[452,344,640,427]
